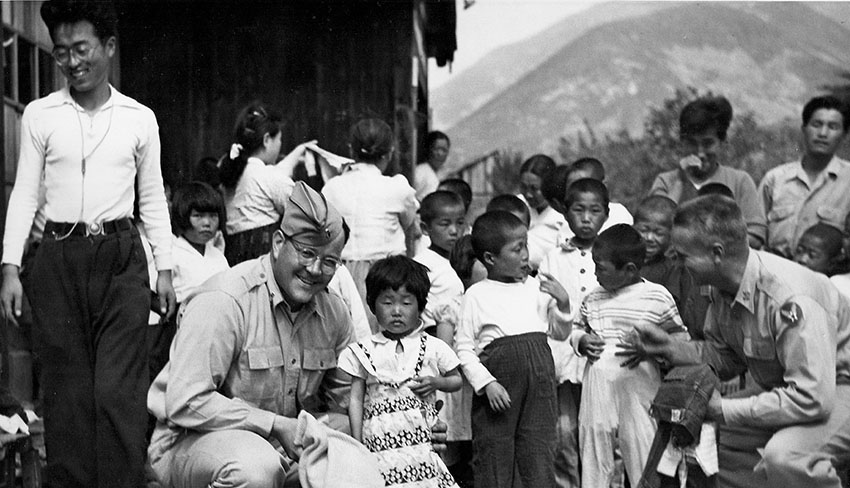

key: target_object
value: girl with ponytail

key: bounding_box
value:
[220,103,312,265]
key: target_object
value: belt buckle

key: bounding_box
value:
[86,222,104,237]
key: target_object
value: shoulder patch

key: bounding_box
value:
[780,302,803,325]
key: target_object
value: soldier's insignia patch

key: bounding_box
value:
[780,302,802,325]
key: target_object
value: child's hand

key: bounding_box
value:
[408,376,440,397]
[578,333,605,363]
[484,381,511,412]
[538,272,570,312]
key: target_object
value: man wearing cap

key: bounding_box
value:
[147,181,361,486]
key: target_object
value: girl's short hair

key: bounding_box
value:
[365,255,431,314]
[519,154,556,180]
[350,118,394,163]
[171,181,226,235]
[219,103,282,189]
[679,96,734,140]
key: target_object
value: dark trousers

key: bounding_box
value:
[23,226,150,488]
[472,332,557,488]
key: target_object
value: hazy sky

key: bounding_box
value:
[428,0,603,90]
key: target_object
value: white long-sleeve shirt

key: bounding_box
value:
[455,277,569,393]
[3,86,172,269]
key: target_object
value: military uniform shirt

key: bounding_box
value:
[758,156,850,257]
[684,251,850,429]
[147,254,354,455]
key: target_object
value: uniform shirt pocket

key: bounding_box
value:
[298,348,339,411]
[247,346,285,369]
[244,346,285,403]
[767,205,795,223]
[303,348,337,370]
[816,206,840,225]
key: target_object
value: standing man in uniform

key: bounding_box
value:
[759,95,850,258]
[149,182,378,487]
[0,1,175,486]
[620,194,850,487]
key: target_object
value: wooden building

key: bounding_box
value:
[1,0,457,236]
[2,2,63,240]
[114,0,457,185]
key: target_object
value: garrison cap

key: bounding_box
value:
[280,181,344,247]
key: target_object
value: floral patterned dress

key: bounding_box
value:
[339,332,459,488]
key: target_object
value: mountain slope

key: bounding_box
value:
[444,2,850,167]
[430,1,675,129]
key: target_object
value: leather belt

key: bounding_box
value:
[45,218,134,238]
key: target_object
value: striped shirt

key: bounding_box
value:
[570,280,687,352]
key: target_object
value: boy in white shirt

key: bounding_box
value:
[414,191,470,469]
[415,191,466,340]
[571,224,688,487]
[539,177,610,488]
[456,210,570,488]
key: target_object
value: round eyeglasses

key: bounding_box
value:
[52,42,98,66]
[286,237,342,274]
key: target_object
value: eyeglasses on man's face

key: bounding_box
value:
[285,237,342,274]
[52,41,100,66]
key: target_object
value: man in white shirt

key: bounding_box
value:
[0,1,174,486]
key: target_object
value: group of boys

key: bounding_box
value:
[413,92,850,488]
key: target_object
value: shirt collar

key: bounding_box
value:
[560,237,591,253]
[174,235,199,252]
[789,156,845,185]
[344,162,382,174]
[260,254,321,318]
[50,84,135,111]
[731,251,759,313]
[246,156,265,168]
[370,330,420,348]
[175,235,218,254]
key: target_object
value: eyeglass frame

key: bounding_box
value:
[283,234,342,274]
[51,40,102,66]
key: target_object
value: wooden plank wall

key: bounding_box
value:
[115,0,420,187]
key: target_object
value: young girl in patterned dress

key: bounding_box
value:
[338,255,462,488]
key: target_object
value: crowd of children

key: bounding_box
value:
[12,2,850,487]
[14,82,850,487]
[142,94,850,488]
[316,94,850,488]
